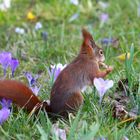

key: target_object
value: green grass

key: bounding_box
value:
[0,0,140,139]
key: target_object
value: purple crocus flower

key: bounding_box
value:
[35,22,42,30]
[0,52,12,76]
[0,99,12,125]
[10,58,19,77]
[94,78,114,104]
[101,38,113,45]
[0,108,10,125]
[0,98,12,108]
[0,52,19,76]
[48,63,66,81]
[101,38,119,48]
[24,72,38,87]
[24,72,41,96]
[100,13,109,23]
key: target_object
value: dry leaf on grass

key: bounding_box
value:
[108,79,139,120]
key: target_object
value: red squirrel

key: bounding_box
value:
[0,29,113,117]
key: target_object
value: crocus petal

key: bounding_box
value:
[0,108,10,125]
[54,68,61,80]
[24,72,33,86]
[4,0,11,8]
[52,124,66,140]
[97,136,108,140]
[123,136,129,140]
[0,0,11,11]
[104,80,114,90]
[100,13,109,23]
[0,98,11,125]
[101,38,119,48]
[0,52,12,66]
[10,58,19,77]
[15,27,25,34]
[30,85,41,96]
[101,38,113,45]
[0,99,12,108]
[24,72,38,87]
[19,28,24,34]
[94,78,106,99]
[94,78,105,91]
[49,63,66,81]
[70,0,79,6]
[94,78,114,103]
[35,22,42,30]
[69,13,79,22]
[0,52,12,75]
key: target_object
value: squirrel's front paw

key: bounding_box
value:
[106,66,113,73]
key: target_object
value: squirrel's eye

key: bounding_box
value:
[99,50,103,55]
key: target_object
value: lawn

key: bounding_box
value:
[0,0,140,139]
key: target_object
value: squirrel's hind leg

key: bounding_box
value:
[60,92,83,117]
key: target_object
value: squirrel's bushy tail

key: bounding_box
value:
[0,80,50,113]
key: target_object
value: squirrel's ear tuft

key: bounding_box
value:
[82,28,93,41]
[82,28,96,48]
